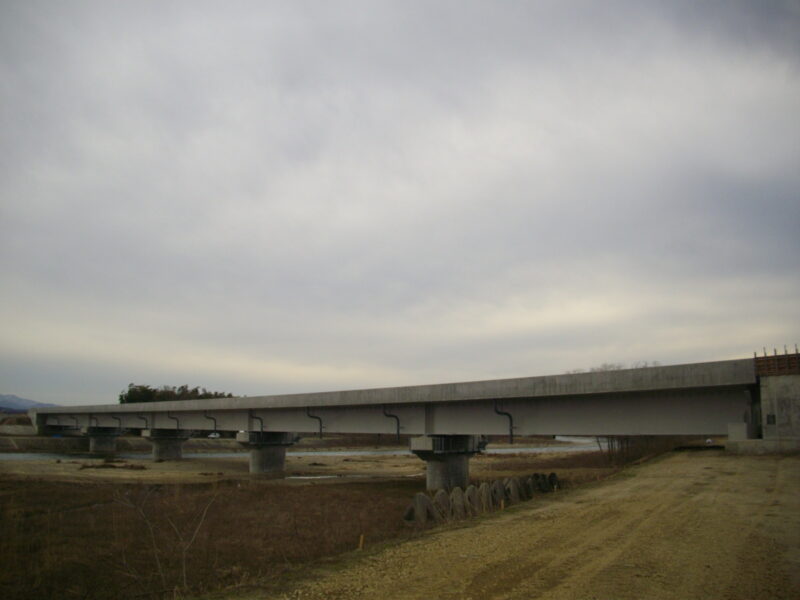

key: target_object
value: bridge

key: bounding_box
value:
[28,355,800,489]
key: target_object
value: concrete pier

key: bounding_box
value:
[142,429,190,461]
[89,435,118,455]
[249,446,288,473]
[410,435,483,491]
[83,426,121,455]
[236,431,295,474]
[425,454,470,491]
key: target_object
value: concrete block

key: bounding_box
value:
[464,485,480,516]
[504,478,522,504]
[490,480,505,506]
[524,476,535,497]
[450,487,467,520]
[432,489,451,520]
[478,482,493,512]
[402,493,439,527]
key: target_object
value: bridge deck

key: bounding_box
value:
[28,358,758,437]
[31,358,755,415]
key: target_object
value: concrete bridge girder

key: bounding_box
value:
[27,357,768,482]
[36,387,754,438]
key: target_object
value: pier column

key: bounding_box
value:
[85,427,121,455]
[142,429,191,461]
[236,432,295,474]
[410,435,483,491]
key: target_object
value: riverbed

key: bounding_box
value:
[0,439,603,461]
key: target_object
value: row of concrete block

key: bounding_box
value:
[403,472,560,527]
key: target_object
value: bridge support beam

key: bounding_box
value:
[410,435,483,492]
[236,431,295,474]
[142,429,191,461]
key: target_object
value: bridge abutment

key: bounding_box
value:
[236,431,295,474]
[410,435,483,491]
[142,429,191,461]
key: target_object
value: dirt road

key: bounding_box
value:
[252,451,799,600]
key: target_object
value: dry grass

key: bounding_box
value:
[480,451,611,473]
[0,437,684,599]
[474,451,618,488]
[476,436,691,486]
[0,477,417,599]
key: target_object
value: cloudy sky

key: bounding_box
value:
[1,1,798,406]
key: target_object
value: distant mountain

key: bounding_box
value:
[0,394,59,413]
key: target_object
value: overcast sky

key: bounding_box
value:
[1,1,799,406]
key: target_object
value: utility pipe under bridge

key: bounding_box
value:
[29,358,762,490]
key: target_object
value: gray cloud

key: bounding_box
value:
[1,1,798,405]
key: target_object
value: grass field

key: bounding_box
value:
[0,436,678,599]
[0,477,420,599]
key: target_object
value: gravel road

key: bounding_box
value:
[254,451,799,600]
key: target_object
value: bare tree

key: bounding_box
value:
[567,360,661,374]
[631,360,661,368]
[589,362,626,372]
[165,493,218,589]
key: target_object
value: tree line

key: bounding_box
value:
[119,384,234,404]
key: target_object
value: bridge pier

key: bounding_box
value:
[85,427,120,455]
[236,431,295,474]
[410,435,483,491]
[142,429,191,461]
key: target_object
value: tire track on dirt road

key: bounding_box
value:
[257,452,799,600]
